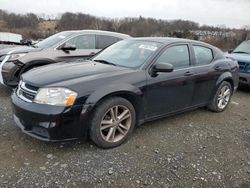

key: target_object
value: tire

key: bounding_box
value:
[90,97,136,148]
[208,81,232,112]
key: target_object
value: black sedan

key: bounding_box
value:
[11,38,239,148]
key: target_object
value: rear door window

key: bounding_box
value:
[193,45,213,65]
[96,35,121,49]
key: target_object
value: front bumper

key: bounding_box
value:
[11,92,90,142]
[239,72,250,85]
[2,61,21,87]
[0,55,9,85]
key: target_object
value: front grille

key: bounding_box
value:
[25,83,39,91]
[238,61,250,72]
[17,81,38,102]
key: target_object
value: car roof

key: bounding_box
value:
[129,37,213,47]
[63,30,131,39]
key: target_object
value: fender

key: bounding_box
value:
[209,71,234,101]
[83,83,145,125]
[85,83,143,105]
[215,72,233,87]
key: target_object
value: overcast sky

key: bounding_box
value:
[1,0,250,28]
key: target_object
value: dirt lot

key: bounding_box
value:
[0,84,249,188]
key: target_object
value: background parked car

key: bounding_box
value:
[12,37,239,148]
[0,32,23,45]
[0,30,130,87]
[226,40,250,85]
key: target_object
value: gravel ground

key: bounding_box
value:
[0,84,249,188]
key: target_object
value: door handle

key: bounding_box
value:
[214,66,222,71]
[184,71,194,76]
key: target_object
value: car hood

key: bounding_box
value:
[0,46,42,56]
[225,53,250,63]
[22,61,130,87]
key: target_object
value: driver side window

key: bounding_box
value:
[66,35,95,49]
[155,45,190,69]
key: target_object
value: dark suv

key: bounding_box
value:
[0,30,130,87]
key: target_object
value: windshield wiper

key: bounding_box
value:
[233,51,250,54]
[94,59,117,66]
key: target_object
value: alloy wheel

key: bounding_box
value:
[100,105,132,143]
[217,85,231,110]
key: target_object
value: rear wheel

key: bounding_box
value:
[90,97,136,148]
[208,81,232,112]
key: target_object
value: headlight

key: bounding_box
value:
[7,53,26,62]
[34,87,78,106]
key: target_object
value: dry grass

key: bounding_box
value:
[38,20,58,31]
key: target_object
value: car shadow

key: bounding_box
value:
[19,107,209,152]
[139,108,204,129]
[18,133,95,154]
[237,84,250,93]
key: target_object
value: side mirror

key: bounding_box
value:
[60,43,76,51]
[228,49,234,54]
[151,63,174,77]
[153,63,174,73]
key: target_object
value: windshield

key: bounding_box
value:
[233,41,250,54]
[34,31,74,48]
[93,40,162,68]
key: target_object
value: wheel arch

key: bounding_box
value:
[210,72,234,101]
[223,78,234,92]
[19,59,56,75]
[85,85,144,124]
[216,72,234,90]
[11,59,56,86]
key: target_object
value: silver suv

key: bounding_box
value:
[0,30,130,87]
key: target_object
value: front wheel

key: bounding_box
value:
[208,81,232,112]
[90,97,136,148]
